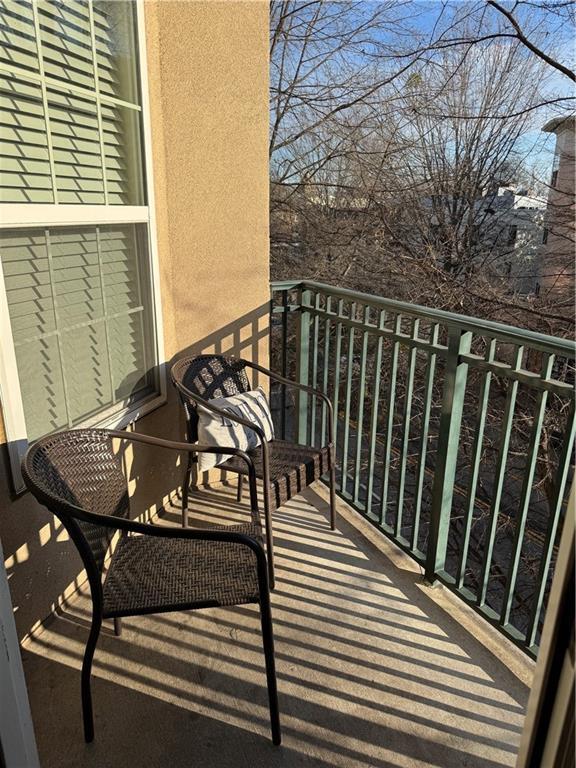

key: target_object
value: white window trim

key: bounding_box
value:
[0,205,150,227]
[0,0,166,493]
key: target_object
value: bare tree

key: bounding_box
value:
[270,1,424,191]
[486,0,575,81]
[270,0,574,326]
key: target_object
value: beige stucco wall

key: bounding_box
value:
[145,0,270,362]
[0,0,270,639]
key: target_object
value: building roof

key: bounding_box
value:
[542,114,575,134]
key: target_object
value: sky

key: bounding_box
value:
[379,1,574,172]
[270,0,575,185]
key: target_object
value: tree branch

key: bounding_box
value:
[487,0,576,81]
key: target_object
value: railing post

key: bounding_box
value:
[279,289,289,440]
[425,327,472,583]
[295,287,311,444]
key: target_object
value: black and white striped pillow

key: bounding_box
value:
[196,386,274,472]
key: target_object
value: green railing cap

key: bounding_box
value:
[271,279,575,357]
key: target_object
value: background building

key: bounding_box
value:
[537,115,575,305]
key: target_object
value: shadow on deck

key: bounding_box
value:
[21,484,533,768]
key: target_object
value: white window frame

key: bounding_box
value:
[0,0,166,492]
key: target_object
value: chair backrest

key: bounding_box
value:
[171,355,252,440]
[22,429,130,577]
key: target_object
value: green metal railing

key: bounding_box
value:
[270,280,575,657]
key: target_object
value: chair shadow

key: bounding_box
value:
[22,651,337,768]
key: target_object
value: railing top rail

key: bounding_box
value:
[271,279,576,358]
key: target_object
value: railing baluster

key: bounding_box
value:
[525,398,575,648]
[280,289,288,440]
[500,354,555,627]
[425,327,472,583]
[332,298,344,476]
[353,306,371,505]
[379,314,402,528]
[365,310,386,519]
[456,339,496,588]
[341,302,357,495]
[411,323,440,552]
[321,295,332,445]
[395,319,419,540]
[477,344,524,607]
[310,292,321,446]
[295,287,311,444]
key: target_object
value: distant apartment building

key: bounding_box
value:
[475,186,546,294]
[420,184,545,291]
[537,115,575,306]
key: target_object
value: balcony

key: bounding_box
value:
[18,280,574,767]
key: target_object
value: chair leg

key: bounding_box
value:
[328,447,337,531]
[113,617,122,637]
[263,489,275,591]
[182,454,193,528]
[81,612,102,743]
[236,474,244,502]
[259,592,281,746]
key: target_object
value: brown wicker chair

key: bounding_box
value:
[171,354,337,588]
[21,428,280,746]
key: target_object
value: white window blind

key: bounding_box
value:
[0,0,143,205]
[0,0,163,488]
[1,224,155,440]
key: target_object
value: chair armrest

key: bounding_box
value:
[107,431,261,519]
[242,360,334,442]
[243,360,333,410]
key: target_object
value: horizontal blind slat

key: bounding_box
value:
[0,69,54,201]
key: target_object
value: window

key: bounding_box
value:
[550,169,558,188]
[0,0,164,489]
[506,225,518,247]
[542,228,549,245]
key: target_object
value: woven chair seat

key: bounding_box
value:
[102,522,262,618]
[220,439,330,508]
